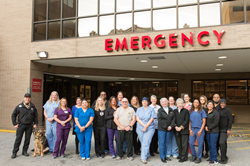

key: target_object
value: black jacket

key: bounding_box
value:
[11,102,38,126]
[105,107,117,130]
[173,108,189,135]
[93,109,106,128]
[218,107,233,132]
[158,107,175,132]
[205,109,220,133]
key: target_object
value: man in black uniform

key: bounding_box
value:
[11,93,38,159]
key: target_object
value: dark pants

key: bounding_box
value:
[219,132,228,161]
[12,124,33,154]
[175,134,188,161]
[133,125,141,153]
[206,133,219,162]
[150,129,158,153]
[94,126,106,155]
[73,127,79,153]
[117,130,133,158]
[53,128,70,156]
[203,133,209,154]
[107,128,118,156]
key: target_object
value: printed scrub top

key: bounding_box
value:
[189,109,207,128]
[43,101,60,125]
[135,106,157,131]
[74,108,95,133]
[54,108,72,129]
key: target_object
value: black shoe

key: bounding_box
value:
[154,151,159,154]
[179,159,186,163]
[22,152,29,157]
[161,159,167,163]
[150,153,155,156]
[206,159,213,162]
[101,154,105,158]
[165,157,171,161]
[76,151,79,154]
[123,151,126,155]
[203,153,209,158]
[177,156,181,159]
[190,156,197,162]
[31,149,34,152]
[219,160,227,164]
[195,158,202,164]
[11,153,17,159]
[96,154,100,158]
[135,151,141,155]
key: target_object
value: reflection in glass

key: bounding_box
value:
[134,11,151,32]
[49,0,61,20]
[178,5,198,28]
[48,21,61,39]
[116,13,132,34]
[226,80,247,104]
[153,8,176,30]
[78,0,97,17]
[100,0,114,14]
[117,0,132,12]
[200,3,220,26]
[34,23,46,41]
[134,0,151,10]
[63,0,76,18]
[99,15,114,35]
[192,81,204,99]
[222,0,244,25]
[34,0,47,21]
[78,17,97,37]
[153,0,176,8]
[63,20,76,38]
[179,0,197,5]
[246,0,250,22]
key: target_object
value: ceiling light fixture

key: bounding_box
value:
[74,75,80,77]
[36,51,48,58]
[152,66,158,68]
[216,64,223,66]
[215,69,221,71]
[140,60,148,63]
[218,56,227,59]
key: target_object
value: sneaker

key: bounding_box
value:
[22,152,29,157]
[61,155,65,158]
[86,158,90,161]
[173,155,178,158]
[166,155,171,158]
[81,157,86,160]
[101,154,105,158]
[190,156,197,162]
[105,150,109,154]
[11,153,17,159]
[53,156,57,159]
[116,156,122,160]
[219,160,227,164]
[127,157,134,161]
[141,159,147,164]
[195,158,202,164]
[111,155,116,159]
[209,161,218,164]
[207,159,213,162]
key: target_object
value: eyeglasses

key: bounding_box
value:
[100,94,106,96]
[122,101,128,103]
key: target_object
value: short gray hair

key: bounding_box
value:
[176,98,184,105]
[160,98,168,106]
[150,95,157,100]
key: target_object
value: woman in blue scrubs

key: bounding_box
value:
[189,99,207,164]
[136,97,156,164]
[74,99,95,160]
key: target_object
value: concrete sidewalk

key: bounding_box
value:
[1,124,250,166]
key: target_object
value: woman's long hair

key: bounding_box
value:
[57,98,68,110]
[131,96,140,108]
[190,99,202,114]
[95,97,106,111]
[108,96,118,108]
[200,95,208,108]
[48,91,60,104]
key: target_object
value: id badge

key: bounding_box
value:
[128,117,131,121]
[64,111,68,114]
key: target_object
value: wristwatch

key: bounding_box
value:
[128,125,132,128]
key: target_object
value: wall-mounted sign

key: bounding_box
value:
[105,30,225,52]
[32,78,42,92]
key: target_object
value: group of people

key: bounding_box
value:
[11,91,233,165]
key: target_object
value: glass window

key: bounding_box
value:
[99,15,114,35]
[226,80,247,104]
[148,82,165,103]
[116,13,132,34]
[222,0,244,25]
[167,82,178,100]
[78,17,97,37]
[193,81,204,99]
[134,11,151,32]
[153,0,176,8]
[178,5,198,28]
[117,0,132,12]
[100,0,114,14]
[200,0,219,3]
[153,8,176,30]
[200,3,220,26]
[34,0,47,21]
[179,0,197,5]
[78,0,98,17]
[63,20,76,38]
[48,21,61,39]
[49,0,61,20]
[134,0,151,10]
[34,23,46,41]
[63,0,76,18]
[246,0,250,22]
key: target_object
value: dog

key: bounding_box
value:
[32,127,49,157]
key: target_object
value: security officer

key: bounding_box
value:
[11,93,38,159]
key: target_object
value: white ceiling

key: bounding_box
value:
[36,49,250,74]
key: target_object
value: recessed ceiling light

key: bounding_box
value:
[215,69,221,71]
[216,64,223,67]
[152,66,158,68]
[218,56,227,59]
[140,60,148,63]
[74,75,80,77]
[130,78,135,80]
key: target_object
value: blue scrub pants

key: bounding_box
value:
[189,128,205,159]
[158,130,171,159]
[136,128,155,160]
[167,130,178,157]
[77,128,93,158]
[46,123,57,152]
[206,133,219,162]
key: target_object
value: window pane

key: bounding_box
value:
[178,5,198,28]
[134,11,151,32]
[34,23,46,41]
[226,80,247,104]
[179,0,197,5]
[222,0,244,25]
[200,0,219,3]
[134,0,151,10]
[192,81,204,99]
[117,0,132,12]
[34,0,47,21]
[99,15,114,35]
[116,13,132,34]
[63,0,76,18]
[48,21,61,39]
[153,0,176,8]
[100,0,114,14]
[167,82,178,100]
[200,3,220,26]
[49,0,61,20]
[246,0,250,22]
[153,8,176,30]
[63,20,75,38]
[78,17,97,37]
[78,0,97,17]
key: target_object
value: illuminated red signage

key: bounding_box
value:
[32,78,42,92]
